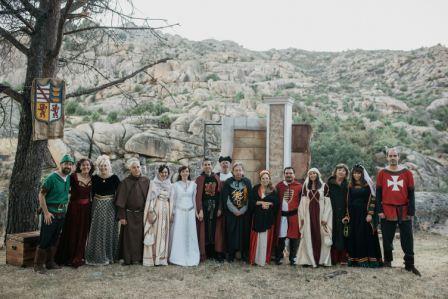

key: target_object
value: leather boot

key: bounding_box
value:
[34,248,47,274]
[289,239,299,266]
[404,255,421,276]
[46,247,62,270]
[383,250,393,267]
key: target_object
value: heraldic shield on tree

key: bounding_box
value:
[31,78,66,140]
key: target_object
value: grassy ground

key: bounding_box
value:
[0,232,447,298]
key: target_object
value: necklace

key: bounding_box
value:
[181,180,190,192]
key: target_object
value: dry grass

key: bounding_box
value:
[0,232,447,298]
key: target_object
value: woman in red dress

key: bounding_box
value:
[56,158,94,267]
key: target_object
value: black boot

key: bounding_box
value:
[216,252,225,263]
[46,247,62,270]
[227,252,235,263]
[384,250,393,267]
[34,248,47,274]
[289,239,299,266]
[404,255,421,276]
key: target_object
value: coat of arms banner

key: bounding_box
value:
[31,78,65,140]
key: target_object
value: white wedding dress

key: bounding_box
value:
[169,181,200,266]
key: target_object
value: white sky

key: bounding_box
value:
[132,0,448,52]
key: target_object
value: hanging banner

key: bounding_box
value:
[31,78,65,140]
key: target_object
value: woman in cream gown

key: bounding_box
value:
[169,166,200,266]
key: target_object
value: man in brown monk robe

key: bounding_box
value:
[115,158,150,265]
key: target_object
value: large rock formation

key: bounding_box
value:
[415,192,448,236]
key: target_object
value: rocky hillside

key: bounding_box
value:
[0,31,448,190]
[1,30,448,244]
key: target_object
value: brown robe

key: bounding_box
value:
[115,175,150,264]
[195,173,223,261]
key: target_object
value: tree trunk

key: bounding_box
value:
[6,0,62,234]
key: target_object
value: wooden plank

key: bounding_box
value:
[233,137,266,148]
[234,129,266,139]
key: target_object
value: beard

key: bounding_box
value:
[61,167,72,175]
[390,160,398,165]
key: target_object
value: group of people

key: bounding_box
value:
[33,147,420,276]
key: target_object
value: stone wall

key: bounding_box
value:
[232,129,266,184]
[267,104,285,183]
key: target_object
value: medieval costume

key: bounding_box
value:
[274,180,302,265]
[376,166,417,272]
[347,166,382,267]
[195,172,221,261]
[327,175,349,265]
[34,154,74,273]
[115,174,150,265]
[169,180,200,266]
[221,176,252,262]
[248,182,278,266]
[214,155,233,261]
[143,175,173,266]
[56,172,92,267]
[297,168,332,267]
[85,174,121,265]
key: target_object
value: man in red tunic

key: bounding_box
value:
[195,158,222,262]
[376,148,421,276]
[274,167,302,265]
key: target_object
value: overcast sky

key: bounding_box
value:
[132,0,447,52]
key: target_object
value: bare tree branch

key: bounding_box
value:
[18,0,41,17]
[0,83,22,103]
[0,27,28,54]
[51,0,73,58]
[64,23,179,35]
[0,0,34,33]
[142,70,178,107]
[61,0,88,15]
[66,57,172,98]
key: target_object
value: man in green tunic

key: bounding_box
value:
[34,154,74,273]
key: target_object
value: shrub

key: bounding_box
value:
[134,84,143,93]
[311,133,372,178]
[127,101,169,116]
[283,82,296,89]
[432,107,448,130]
[65,101,88,116]
[107,111,118,123]
[90,111,100,122]
[234,91,244,102]
[159,114,172,128]
[205,74,219,81]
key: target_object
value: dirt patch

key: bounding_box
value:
[0,232,447,298]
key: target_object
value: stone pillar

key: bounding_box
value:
[263,97,293,183]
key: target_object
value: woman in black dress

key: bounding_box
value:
[248,170,278,266]
[347,164,383,268]
[85,155,121,265]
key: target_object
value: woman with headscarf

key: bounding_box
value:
[327,163,349,265]
[143,165,173,266]
[248,170,278,266]
[56,158,94,267]
[297,168,332,267]
[347,164,383,267]
[115,158,150,265]
[85,155,121,265]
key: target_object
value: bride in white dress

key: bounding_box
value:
[169,166,200,266]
